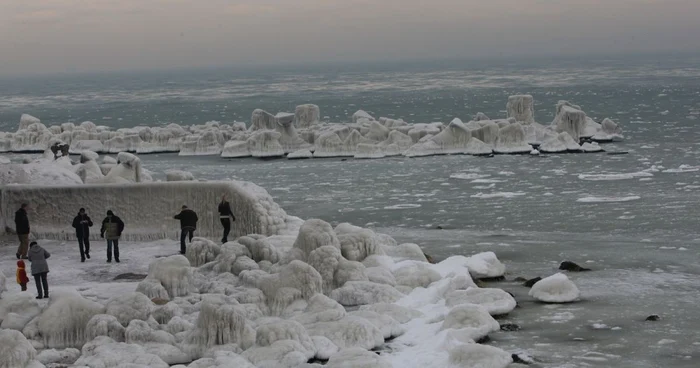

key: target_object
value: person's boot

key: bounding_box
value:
[36,295,43,300]
[86,252,90,259]
[16,253,20,259]
[81,257,85,263]
[115,258,120,263]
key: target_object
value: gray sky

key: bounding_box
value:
[1,0,699,76]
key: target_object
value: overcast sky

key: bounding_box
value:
[1,0,699,76]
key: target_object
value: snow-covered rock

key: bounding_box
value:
[295,104,321,128]
[105,292,154,327]
[539,132,582,153]
[448,343,513,368]
[0,328,37,368]
[326,347,392,368]
[165,170,195,181]
[221,140,251,158]
[494,122,531,154]
[529,273,580,303]
[287,149,313,159]
[465,252,506,279]
[145,255,193,299]
[73,336,169,368]
[247,130,285,158]
[507,94,535,124]
[441,304,500,341]
[37,292,106,348]
[446,288,517,316]
[554,103,587,142]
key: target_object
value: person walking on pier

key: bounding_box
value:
[100,210,124,263]
[15,203,30,259]
[27,241,50,299]
[174,205,198,254]
[218,195,235,243]
[72,208,93,262]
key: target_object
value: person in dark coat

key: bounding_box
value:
[174,205,198,254]
[100,210,124,263]
[27,241,50,299]
[218,195,235,243]
[15,203,31,259]
[72,208,94,262]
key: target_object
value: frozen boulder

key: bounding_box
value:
[348,310,403,339]
[165,170,195,181]
[221,140,251,158]
[313,132,352,157]
[581,141,604,152]
[352,110,375,124]
[467,121,500,145]
[179,131,223,156]
[0,271,6,299]
[383,243,428,263]
[554,104,587,142]
[181,300,256,358]
[186,237,221,266]
[85,314,126,342]
[125,319,176,345]
[354,143,385,159]
[247,130,285,158]
[446,288,517,316]
[295,104,321,128]
[539,132,582,153]
[145,255,193,298]
[326,347,392,368]
[306,316,384,350]
[494,122,531,154]
[529,273,580,303]
[136,278,170,301]
[404,119,472,157]
[105,292,154,327]
[99,151,145,183]
[0,293,41,330]
[359,303,423,324]
[464,138,493,155]
[36,348,81,366]
[506,94,535,124]
[73,337,169,368]
[71,139,106,154]
[465,252,506,279]
[287,149,313,159]
[0,329,37,368]
[448,343,513,368]
[250,109,277,131]
[18,114,41,131]
[188,350,255,368]
[441,304,500,341]
[393,262,441,288]
[293,219,341,257]
[0,163,83,186]
[37,293,106,348]
[276,115,313,153]
[336,223,384,262]
[330,281,404,306]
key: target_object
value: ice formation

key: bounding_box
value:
[37,292,106,348]
[105,292,154,327]
[0,293,42,331]
[529,273,580,303]
[0,329,37,368]
[446,288,517,316]
[1,180,296,241]
[448,343,513,368]
[295,104,321,128]
[506,94,535,124]
[465,252,506,279]
[554,104,587,142]
[165,169,195,181]
[539,132,582,153]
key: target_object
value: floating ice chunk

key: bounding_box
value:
[494,122,531,154]
[441,304,500,341]
[287,149,313,159]
[578,171,653,180]
[582,117,601,138]
[539,132,581,153]
[471,192,526,199]
[662,165,700,173]
[529,273,580,303]
[464,252,505,279]
[0,329,37,368]
[37,293,106,348]
[507,94,535,124]
[295,104,321,128]
[165,169,195,181]
[448,343,513,368]
[221,140,251,158]
[576,196,640,203]
[446,288,517,316]
[581,142,603,152]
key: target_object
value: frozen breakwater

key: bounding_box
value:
[0,178,584,368]
[0,95,623,160]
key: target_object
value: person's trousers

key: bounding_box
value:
[180,228,194,254]
[107,239,120,261]
[20,282,27,291]
[78,235,91,260]
[33,272,48,297]
[17,234,29,258]
[220,218,231,243]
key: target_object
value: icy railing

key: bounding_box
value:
[0,181,291,241]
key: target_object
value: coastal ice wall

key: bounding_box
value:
[0,181,293,241]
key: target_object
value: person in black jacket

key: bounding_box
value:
[174,205,198,254]
[72,208,93,262]
[15,203,30,259]
[218,195,236,243]
[100,210,125,263]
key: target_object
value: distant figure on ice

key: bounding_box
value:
[218,195,235,243]
[174,205,198,254]
[15,203,30,259]
[50,142,69,159]
[72,208,94,262]
[27,241,50,299]
[17,260,29,291]
[100,210,124,263]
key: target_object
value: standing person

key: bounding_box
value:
[15,203,30,259]
[174,205,198,254]
[100,210,124,263]
[218,195,235,243]
[27,241,50,299]
[72,208,93,262]
[17,260,29,291]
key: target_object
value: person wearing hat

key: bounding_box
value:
[27,241,50,299]
[72,208,94,262]
[174,205,198,254]
[100,210,124,263]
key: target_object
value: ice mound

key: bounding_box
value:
[448,343,513,368]
[441,304,500,341]
[250,109,278,131]
[581,142,603,152]
[592,118,624,141]
[529,273,580,303]
[247,130,285,158]
[355,143,385,159]
[287,149,313,159]
[144,255,193,299]
[37,292,106,348]
[105,292,154,327]
[326,347,392,368]
[465,252,506,279]
[275,116,313,153]
[221,140,251,158]
[494,122,531,154]
[446,288,517,316]
[295,104,321,128]
[178,131,223,156]
[554,102,587,142]
[0,162,83,186]
[73,336,169,368]
[70,139,106,154]
[0,293,42,331]
[0,329,37,368]
[539,132,582,153]
[506,94,535,124]
[165,169,195,181]
[404,119,472,157]
[36,348,81,366]
[313,132,353,158]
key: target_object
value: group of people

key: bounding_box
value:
[11,195,235,300]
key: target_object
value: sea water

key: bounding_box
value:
[2,55,700,367]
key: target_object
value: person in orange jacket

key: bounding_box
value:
[17,260,29,291]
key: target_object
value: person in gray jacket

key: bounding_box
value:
[27,241,50,299]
